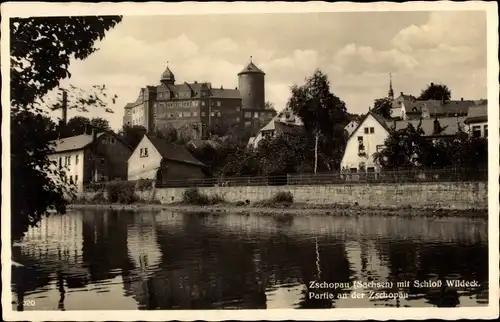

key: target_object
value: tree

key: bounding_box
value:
[257,133,313,176]
[90,117,111,133]
[10,16,122,241]
[372,97,393,119]
[287,69,349,172]
[63,116,111,137]
[373,122,428,170]
[418,83,451,101]
[155,126,178,143]
[118,125,148,149]
[264,101,277,112]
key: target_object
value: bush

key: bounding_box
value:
[272,191,294,203]
[107,181,138,204]
[182,187,210,205]
[136,179,154,191]
[182,187,225,205]
[91,192,107,204]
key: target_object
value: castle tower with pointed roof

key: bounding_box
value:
[238,56,265,110]
[160,63,175,85]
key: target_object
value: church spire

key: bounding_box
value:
[388,73,394,100]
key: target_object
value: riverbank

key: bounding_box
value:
[68,202,488,218]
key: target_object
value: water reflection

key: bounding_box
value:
[11,210,488,310]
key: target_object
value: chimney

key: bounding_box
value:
[400,92,403,96]
[461,97,463,101]
[431,82,434,87]
[61,90,68,125]
[235,87,238,90]
[221,85,224,90]
[194,81,198,84]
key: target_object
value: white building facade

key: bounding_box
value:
[340,112,390,173]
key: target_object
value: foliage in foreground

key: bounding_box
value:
[10,16,122,241]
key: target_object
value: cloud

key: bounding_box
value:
[334,44,419,75]
[42,11,487,130]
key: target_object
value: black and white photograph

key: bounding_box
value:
[1,1,498,321]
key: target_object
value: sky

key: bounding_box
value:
[53,10,487,130]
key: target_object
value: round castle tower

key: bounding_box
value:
[238,57,265,110]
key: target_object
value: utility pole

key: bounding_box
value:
[314,130,319,174]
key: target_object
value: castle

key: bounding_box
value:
[123,58,276,138]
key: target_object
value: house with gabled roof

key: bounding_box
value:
[340,112,392,173]
[127,135,207,185]
[247,109,304,149]
[47,130,133,194]
[465,104,488,138]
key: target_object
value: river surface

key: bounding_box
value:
[11,209,488,310]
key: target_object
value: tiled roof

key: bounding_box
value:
[238,61,265,75]
[385,117,467,136]
[274,122,305,135]
[147,136,205,167]
[260,118,277,132]
[404,99,473,116]
[210,88,241,99]
[49,133,105,153]
[465,104,488,124]
[161,66,175,81]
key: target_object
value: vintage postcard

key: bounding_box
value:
[1,1,499,321]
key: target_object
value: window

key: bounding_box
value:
[211,112,215,117]
[216,111,221,117]
[75,175,78,184]
[358,136,366,155]
[376,145,385,152]
[367,167,375,172]
[201,112,206,117]
[69,175,73,184]
[364,127,369,134]
[369,127,374,134]
[158,93,163,98]
[193,112,198,117]
[67,156,71,166]
[254,112,259,118]
[245,112,252,118]
[245,121,251,126]
[217,101,221,107]
[111,138,115,144]
[76,155,79,165]
[236,107,240,111]
[484,125,488,137]
[350,168,358,173]
[101,159,105,165]
[472,125,481,138]
[202,101,206,106]
[236,117,240,122]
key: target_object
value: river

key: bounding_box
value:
[11,209,488,310]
